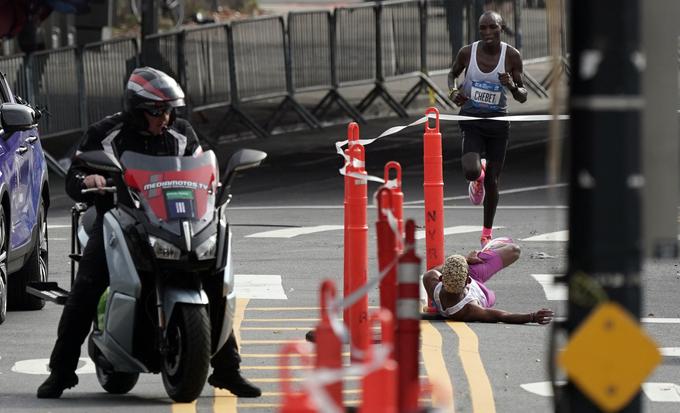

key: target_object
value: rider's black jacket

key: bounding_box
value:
[65,112,201,203]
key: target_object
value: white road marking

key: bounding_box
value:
[47,224,71,229]
[531,274,567,301]
[11,358,95,375]
[661,348,680,357]
[642,383,680,402]
[521,230,569,242]
[235,274,287,300]
[245,225,343,238]
[523,381,680,402]
[553,316,680,324]
[228,205,569,210]
[521,381,564,397]
[415,225,504,240]
[404,183,569,205]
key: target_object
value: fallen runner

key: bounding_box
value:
[422,239,553,324]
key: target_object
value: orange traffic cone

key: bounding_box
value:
[279,342,317,413]
[314,280,343,409]
[359,309,397,413]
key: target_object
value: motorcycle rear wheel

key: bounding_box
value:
[161,304,211,402]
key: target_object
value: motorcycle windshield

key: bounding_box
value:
[121,150,219,236]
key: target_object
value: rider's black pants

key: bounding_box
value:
[48,220,240,374]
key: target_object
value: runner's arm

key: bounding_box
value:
[448,46,471,105]
[506,47,528,103]
[453,305,553,325]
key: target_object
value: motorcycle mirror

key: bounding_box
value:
[217,149,266,206]
[76,150,124,173]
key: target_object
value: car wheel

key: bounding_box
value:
[0,207,7,324]
[8,199,48,311]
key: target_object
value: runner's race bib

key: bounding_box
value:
[470,80,502,110]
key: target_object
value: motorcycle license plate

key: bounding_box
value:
[164,189,196,219]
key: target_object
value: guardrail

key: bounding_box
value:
[0,0,567,148]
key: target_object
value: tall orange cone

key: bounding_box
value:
[359,309,397,413]
[279,342,317,413]
[314,280,343,409]
[423,107,444,271]
[396,220,422,412]
[384,161,404,245]
[375,187,398,330]
[343,122,360,328]
[345,131,369,363]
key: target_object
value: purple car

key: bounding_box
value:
[0,71,50,324]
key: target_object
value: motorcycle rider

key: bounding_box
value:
[37,67,261,399]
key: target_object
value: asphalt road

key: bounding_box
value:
[0,116,678,413]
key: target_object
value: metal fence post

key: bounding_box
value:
[75,46,88,131]
[24,54,35,107]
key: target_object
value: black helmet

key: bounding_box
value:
[124,67,185,112]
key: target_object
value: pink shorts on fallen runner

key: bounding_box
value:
[468,250,503,307]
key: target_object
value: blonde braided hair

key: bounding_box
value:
[441,254,469,294]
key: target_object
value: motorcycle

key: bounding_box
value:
[29,148,266,402]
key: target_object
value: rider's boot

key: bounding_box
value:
[36,370,79,398]
[208,369,261,398]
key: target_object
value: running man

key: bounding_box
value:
[422,240,553,324]
[447,11,528,247]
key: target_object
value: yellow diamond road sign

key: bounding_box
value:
[558,302,661,412]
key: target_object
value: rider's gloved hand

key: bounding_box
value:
[83,174,107,193]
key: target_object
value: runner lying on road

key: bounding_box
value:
[422,239,553,324]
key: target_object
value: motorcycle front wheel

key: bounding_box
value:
[161,304,211,402]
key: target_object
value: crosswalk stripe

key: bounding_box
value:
[245,225,343,238]
[235,274,287,300]
[415,225,504,240]
[523,381,680,402]
[642,383,680,402]
[530,274,567,301]
[661,348,680,357]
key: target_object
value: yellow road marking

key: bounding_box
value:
[244,318,320,322]
[241,365,313,370]
[235,404,281,409]
[259,389,362,397]
[247,306,379,311]
[446,322,495,413]
[214,298,250,412]
[241,340,307,345]
[240,352,350,358]
[240,327,314,331]
[421,321,455,412]
[171,401,196,413]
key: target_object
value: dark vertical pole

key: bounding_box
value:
[374,2,383,82]
[444,0,464,59]
[141,0,159,58]
[565,1,642,412]
[513,0,522,51]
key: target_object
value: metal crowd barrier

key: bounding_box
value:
[228,15,319,133]
[143,29,185,86]
[0,0,568,151]
[0,54,29,102]
[288,10,365,123]
[27,47,81,139]
[184,23,231,112]
[382,0,454,109]
[82,37,139,127]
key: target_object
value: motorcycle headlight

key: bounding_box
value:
[148,235,181,260]
[195,234,217,260]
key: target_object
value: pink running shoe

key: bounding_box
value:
[480,235,492,248]
[468,159,486,205]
